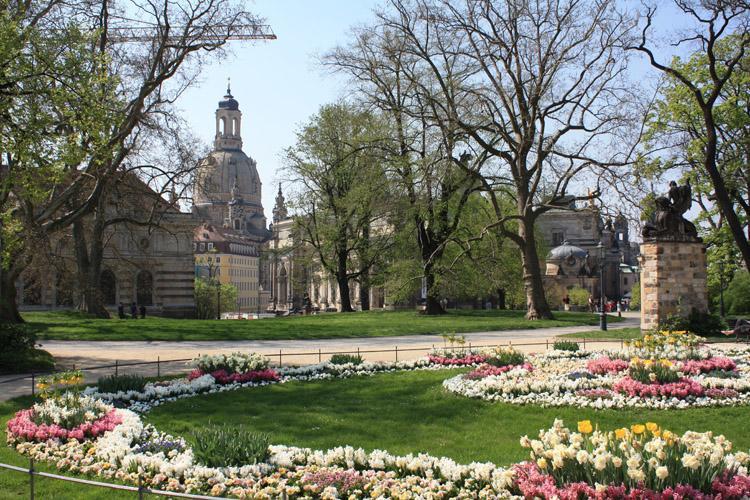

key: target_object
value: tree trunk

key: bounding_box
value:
[336,247,354,312]
[359,274,370,311]
[423,261,445,315]
[72,220,110,318]
[0,267,23,323]
[519,219,552,320]
[497,288,506,310]
[359,224,370,311]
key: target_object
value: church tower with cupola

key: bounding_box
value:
[193,83,269,240]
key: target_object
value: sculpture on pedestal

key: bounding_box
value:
[642,181,699,241]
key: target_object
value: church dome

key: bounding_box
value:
[548,240,588,261]
[218,94,239,110]
[193,150,261,206]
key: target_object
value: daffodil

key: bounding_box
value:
[577,420,593,434]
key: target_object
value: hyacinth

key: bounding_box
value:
[587,356,629,374]
[7,407,121,443]
[191,352,271,374]
[427,353,486,366]
[465,362,534,379]
[613,377,704,398]
[187,368,280,385]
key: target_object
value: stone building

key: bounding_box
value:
[18,176,197,317]
[191,86,271,312]
[538,198,639,305]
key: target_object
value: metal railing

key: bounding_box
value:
[2,336,744,396]
[0,460,230,499]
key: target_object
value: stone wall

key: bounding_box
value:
[639,241,708,331]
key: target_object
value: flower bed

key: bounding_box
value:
[466,362,534,379]
[7,394,121,442]
[444,340,750,409]
[187,368,280,385]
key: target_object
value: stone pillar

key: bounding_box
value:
[639,240,708,331]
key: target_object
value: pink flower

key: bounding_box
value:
[7,408,122,443]
[428,354,487,366]
[678,357,737,375]
[587,356,629,375]
[613,376,704,398]
[465,362,533,379]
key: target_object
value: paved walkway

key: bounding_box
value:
[0,314,640,401]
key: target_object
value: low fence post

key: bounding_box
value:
[29,457,35,500]
[583,338,586,350]
[546,339,549,350]
[138,474,144,500]
[279,349,282,366]
[157,356,161,378]
[115,360,119,377]
[318,348,321,363]
[357,347,360,359]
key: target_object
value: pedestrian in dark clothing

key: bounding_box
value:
[130,302,137,319]
[139,305,146,319]
[117,302,126,319]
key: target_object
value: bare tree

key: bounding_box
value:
[326,22,485,315]
[364,0,637,319]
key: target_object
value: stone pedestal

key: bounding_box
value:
[639,240,708,331]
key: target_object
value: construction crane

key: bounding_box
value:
[107,23,276,43]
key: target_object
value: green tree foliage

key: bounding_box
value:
[725,271,750,315]
[194,278,238,320]
[568,287,590,308]
[285,103,393,312]
[629,284,641,311]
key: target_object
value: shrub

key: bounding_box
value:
[567,287,590,307]
[659,309,726,336]
[552,340,580,352]
[97,374,147,394]
[329,354,363,365]
[484,347,525,367]
[0,323,54,374]
[0,322,37,352]
[193,424,269,467]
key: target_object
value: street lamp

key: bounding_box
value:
[597,241,607,331]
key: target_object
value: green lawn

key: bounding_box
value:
[558,327,642,340]
[148,369,750,467]
[23,309,621,341]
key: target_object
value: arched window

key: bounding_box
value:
[99,270,117,305]
[136,271,153,306]
[219,117,226,135]
[232,117,238,136]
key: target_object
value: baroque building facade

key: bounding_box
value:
[537,197,640,306]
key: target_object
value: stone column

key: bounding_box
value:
[639,240,708,331]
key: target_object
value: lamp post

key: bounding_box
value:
[597,241,607,331]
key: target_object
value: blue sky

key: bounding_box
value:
[177,0,380,212]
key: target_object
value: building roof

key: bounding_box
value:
[548,240,589,260]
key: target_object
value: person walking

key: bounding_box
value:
[139,304,146,319]
[117,302,126,319]
[130,302,137,319]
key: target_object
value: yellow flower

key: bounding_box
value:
[578,420,593,434]
[662,430,674,441]
[631,424,646,435]
[614,428,627,440]
[646,422,659,433]
[537,457,548,469]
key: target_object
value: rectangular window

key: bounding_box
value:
[552,231,564,246]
